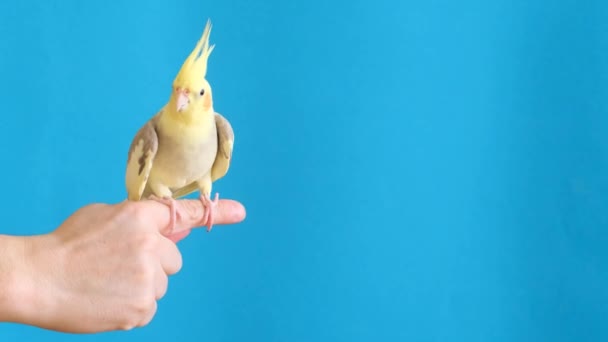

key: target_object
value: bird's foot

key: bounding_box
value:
[199,192,220,232]
[149,195,181,235]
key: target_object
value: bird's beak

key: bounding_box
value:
[176,91,189,112]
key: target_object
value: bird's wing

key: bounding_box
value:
[125,113,160,201]
[210,112,234,182]
[170,112,234,199]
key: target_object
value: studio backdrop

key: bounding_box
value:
[1,0,607,341]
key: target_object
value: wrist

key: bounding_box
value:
[0,234,59,328]
[0,234,29,322]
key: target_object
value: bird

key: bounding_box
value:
[125,19,234,234]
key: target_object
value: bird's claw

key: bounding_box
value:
[199,192,219,232]
[149,195,181,235]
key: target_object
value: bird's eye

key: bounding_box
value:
[199,89,205,96]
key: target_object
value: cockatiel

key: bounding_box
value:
[125,19,234,233]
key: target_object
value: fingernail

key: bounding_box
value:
[234,203,246,221]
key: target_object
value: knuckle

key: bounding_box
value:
[129,295,157,327]
[117,307,148,331]
[134,232,157,252]
[181,200,204,221]
[121,201,149,225]
[133,297,153,316]
[117,320,138,331]
[131,204,149,224]
[138,301,158,327]
[133,258,155,284]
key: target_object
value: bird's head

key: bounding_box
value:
[170,19,215,115]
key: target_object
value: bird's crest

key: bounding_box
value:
[174,19,215,89]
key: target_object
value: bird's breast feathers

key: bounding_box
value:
[149,114,218,189]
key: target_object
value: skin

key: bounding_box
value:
[0,198,246,333]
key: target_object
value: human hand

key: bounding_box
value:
[5,198,245,333]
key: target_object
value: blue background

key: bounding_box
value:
[1,0,608,341]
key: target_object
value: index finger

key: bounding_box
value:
[145,198,246,234]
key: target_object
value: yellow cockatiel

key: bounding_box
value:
[125,19,234,233]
